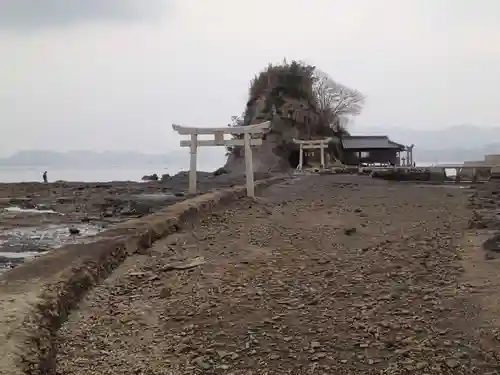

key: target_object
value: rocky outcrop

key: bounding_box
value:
[213,167,228,176]
[223,60,358,175]
[224,116,341,175]
[225,117,299,175]
[141,174,159,181]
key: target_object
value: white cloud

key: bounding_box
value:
[0,0,499,157]
[0,0,168,30]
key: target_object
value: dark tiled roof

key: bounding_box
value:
[342,136,405,150]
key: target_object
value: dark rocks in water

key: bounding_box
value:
[213,167,228,176]
[119,205,139,217]
[0,257,23,266]
[102,209,114,218]
[68,227,80,235]
[35,204,53,211]
[141,174,159,181]
[56,197,75,204]
[9,197,36,209]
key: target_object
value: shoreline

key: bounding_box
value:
[0,171,277,273]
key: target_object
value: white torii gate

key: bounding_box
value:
[293,138,333,170]
[172,121,271,197]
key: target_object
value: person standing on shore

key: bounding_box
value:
[43,171,48,183]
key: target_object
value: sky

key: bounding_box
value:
[0,0,499,157]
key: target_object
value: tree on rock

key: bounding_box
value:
[224,59,364,174]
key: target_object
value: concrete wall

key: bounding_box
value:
[0,176,289,375]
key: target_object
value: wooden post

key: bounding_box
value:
[320,141,325,168]
[189,134,197,194]
[244,133,254,197]
[298,144,303,170]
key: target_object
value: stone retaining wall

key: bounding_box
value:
[0,176,288,375]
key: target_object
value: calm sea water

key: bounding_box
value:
[0,163,220,183]
[0,161,464,183]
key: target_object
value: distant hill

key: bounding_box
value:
[350,124,500,163]
[0,150,186,167]
[3,124,500,167]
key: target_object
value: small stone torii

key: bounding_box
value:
[293,138,333,170]
[172,121,271,197]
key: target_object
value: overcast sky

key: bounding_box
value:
[0,0,499,156]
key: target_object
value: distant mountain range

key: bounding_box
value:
[0,150,185,167]
[1,125,500,166]
[351,124,500,163]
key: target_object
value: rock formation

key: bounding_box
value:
[141,174,159,181]
[224,61,356,175]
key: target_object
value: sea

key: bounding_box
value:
[0,161,463,183]
[0,163,219,183]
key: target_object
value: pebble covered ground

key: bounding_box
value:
[0,172,274,271]
[57,175,500,374]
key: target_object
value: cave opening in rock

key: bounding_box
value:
[288,150,306,168]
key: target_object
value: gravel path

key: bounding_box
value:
[57,175,499,374]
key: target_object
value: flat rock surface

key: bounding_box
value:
[57,175,499,374]
[0,172,274,272]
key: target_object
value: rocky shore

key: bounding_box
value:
[55,174,500,374]
[0,171,276,272]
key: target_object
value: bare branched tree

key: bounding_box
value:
[313,70,365,133]
[229,114,244,127]
[225,114,245,156]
